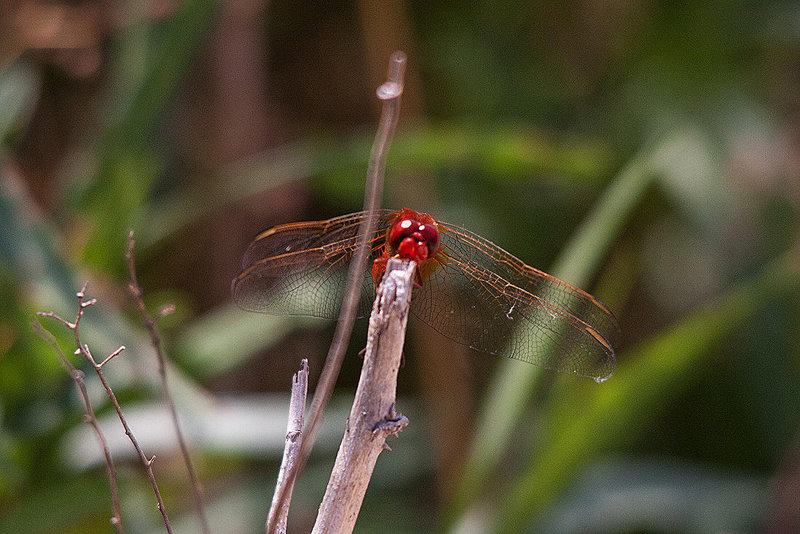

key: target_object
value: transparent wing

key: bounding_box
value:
[232,211,394,318]
[410,221,617,381]
[232,209,617,381]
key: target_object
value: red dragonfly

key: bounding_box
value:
[232,209,617,382]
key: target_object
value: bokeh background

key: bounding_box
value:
[1,1,799,532]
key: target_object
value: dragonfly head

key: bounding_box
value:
[390,216,440,263]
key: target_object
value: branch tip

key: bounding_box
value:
[376,50,407,100]
[126,231,136,260]
[387,50,407,82]
[376,82,403,100]
[157,304,176,319]
[99,346,126,367]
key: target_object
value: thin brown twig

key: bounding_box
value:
[37,283,174,534]
[31,321,125,534]
[126,231,210,534]
[266,359,309,534]
[266,50,407,534]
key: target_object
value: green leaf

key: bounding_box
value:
[497,249,800,533]
[445,129,713,526]
[78,0,219,270]
[444,132,668,525]
[0,60,39,144]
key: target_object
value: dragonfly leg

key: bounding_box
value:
[371,256,388,287]
[413,267,423,289]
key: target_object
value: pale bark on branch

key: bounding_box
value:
[267,359,309,534]
[312,258,415,534]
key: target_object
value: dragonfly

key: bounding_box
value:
[232,208,617,382]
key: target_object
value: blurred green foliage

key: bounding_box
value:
[1,1,799,533]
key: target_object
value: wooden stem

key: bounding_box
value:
[126,231,209,534]
[311,258,415,534]
[267,359,309,534]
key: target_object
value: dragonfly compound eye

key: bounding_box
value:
[390,218,419,249]
[416,223,440,256]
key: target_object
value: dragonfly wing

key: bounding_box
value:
[232,211,393,319]
[240,211,391,268]
[411,221,617,381]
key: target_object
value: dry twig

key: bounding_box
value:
[312,258,415,533]
[126,231,210,534]
[267,359,309,534]
[267,50,407,533]
[32,321,125,533]
[37,284,174,534]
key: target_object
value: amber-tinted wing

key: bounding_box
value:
[410,221,618,381]
[233,209,617,381]
[232,211,394,318]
